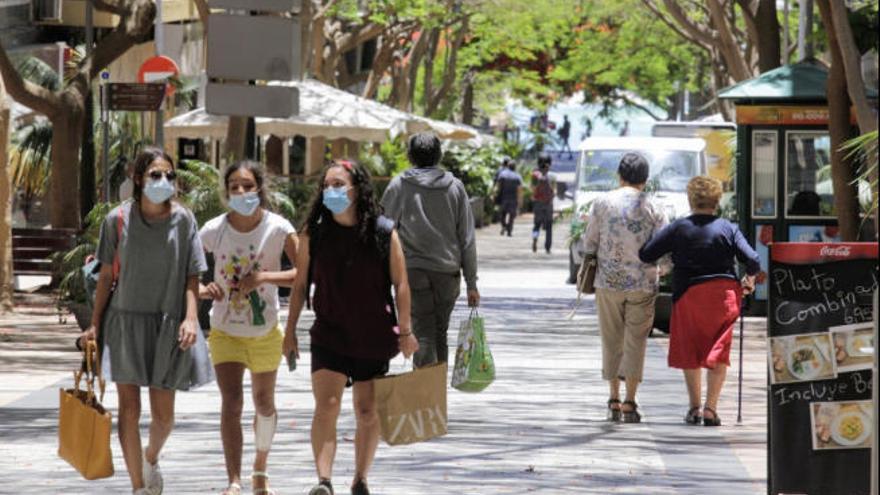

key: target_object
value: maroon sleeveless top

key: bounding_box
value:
[309,219,398,360]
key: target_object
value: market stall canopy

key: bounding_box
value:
[719,60,878,103]
[412,115,479,141]
[164,108,230,140]
[166,79,480,143]
[257,79,415,141]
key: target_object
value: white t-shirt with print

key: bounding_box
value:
[200,211,295,337]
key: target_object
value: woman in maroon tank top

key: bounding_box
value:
[283,160,418,495]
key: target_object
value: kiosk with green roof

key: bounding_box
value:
[718,60,875,308]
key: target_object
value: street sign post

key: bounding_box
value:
[207,14,301,81]
[205,3,300,119]
[137,56,179,148]
[137,55,179,91]
[106,83,166,112]
[206,83,299,118]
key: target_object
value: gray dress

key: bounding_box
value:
[97,200,213,390]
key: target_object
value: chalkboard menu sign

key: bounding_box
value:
[768,243,877,495]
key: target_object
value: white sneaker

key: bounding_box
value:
[142,451,163,495]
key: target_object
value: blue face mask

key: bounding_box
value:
[323,186,351,215]
[229,191,261,216]
[143,177,175,204]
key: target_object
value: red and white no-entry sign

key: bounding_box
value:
[137,55,179,95]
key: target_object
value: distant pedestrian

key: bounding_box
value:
[639,176,759,427]
[494,158,523,236]
[199,161,298,495]
[582,152,668,424]
[558,115,572,153]
[284,160,418,495]
[381,132,480,368]
[531,154,556,253]
[80,147,212,495]
[619,121,630,137]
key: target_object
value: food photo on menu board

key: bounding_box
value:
[810,400,873,451]
[769,332,837,385]
[829,322,875,373]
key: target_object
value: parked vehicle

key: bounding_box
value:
[568,137,708,331]
[651,120,736,191]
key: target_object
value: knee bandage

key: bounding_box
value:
[254,412,277,452]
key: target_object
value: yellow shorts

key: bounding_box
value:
[208,325,283,373]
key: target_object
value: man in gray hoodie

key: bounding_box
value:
[381,132,480,368]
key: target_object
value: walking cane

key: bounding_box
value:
[736,294,746,425]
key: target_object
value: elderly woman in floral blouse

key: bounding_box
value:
[582,152,668,423]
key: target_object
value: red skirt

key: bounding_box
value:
[668,278,742,369]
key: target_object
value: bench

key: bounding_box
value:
[11,228,77,277]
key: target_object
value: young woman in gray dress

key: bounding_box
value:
[81,147,211,495]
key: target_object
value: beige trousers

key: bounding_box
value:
[595,288,656,382]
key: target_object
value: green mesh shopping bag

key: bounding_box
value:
[451,310,495,392]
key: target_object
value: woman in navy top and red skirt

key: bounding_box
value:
[639,177,760,426]
[283,160,418,495]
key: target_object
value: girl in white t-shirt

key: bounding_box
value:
[199,161,298,495]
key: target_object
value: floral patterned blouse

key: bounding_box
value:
[582,187,668,293]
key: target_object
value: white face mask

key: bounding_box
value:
[143,177,175,204]
[229,191,261,216]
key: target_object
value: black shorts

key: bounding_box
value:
[310,344,389,387]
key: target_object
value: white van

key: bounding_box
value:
[568,137,707,283]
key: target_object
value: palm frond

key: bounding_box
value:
[10,120,53,198]
[13,56,60,91]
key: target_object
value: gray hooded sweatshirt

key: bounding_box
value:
[381,167,478,290]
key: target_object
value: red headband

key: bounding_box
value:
[337,160,353,171]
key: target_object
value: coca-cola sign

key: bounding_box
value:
[819,245,851,258]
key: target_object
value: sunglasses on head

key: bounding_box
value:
[148,170,177,181]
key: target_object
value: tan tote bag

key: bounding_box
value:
[58,341,114,480]
[374,362,448,446]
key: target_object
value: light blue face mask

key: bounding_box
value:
[143,177,175,204]
[323,186,351,214]
[229,191,261,216]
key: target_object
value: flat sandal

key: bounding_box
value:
[621,400,641,423]
[251,472,276,495]
[684,406,702,425]
[607,398,622,422]
[702,406,721,426]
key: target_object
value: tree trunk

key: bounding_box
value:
[817,0,860,241]
[461,70,475,126]
[422,29,440,113]
[81,88,97,213]
[50,109,85,229]
[0,100,14,312]
[797,0,814,61]
[706,0,753,81]
[755,0,781,71]
[362,34,396,99]
[827,1,877,136]
[224,116,248,163]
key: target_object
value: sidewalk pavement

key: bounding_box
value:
[0,214,770,494]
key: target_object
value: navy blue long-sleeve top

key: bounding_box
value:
[638,214,760,302]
